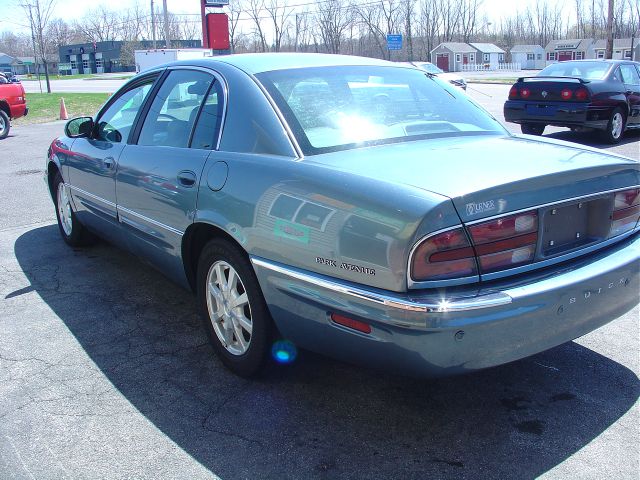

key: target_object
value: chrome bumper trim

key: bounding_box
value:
[250,257,513,314]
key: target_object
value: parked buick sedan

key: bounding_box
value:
[46,54,639,378]
[504,59,640,143]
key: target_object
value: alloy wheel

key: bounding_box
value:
[57,181,73,236]
[611,112,623,139]
[206,260,253,356]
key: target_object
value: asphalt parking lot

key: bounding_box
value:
[0,90,638,479]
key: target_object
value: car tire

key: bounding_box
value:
[0,110,10,139]
[602,107,626,144]
[53,172,94,247]
[197,238,274,377]
[521,123,545,135]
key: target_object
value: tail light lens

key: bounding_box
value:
[468,211,539,274]
[520,88,531,99]
[609,188,640,238]
[560,88,573,99]
[574,87,589,101]
[411,228,477,281]
[509,86,518,99]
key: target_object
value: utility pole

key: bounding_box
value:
[605,0,614,59]
[151,0,157,48]
[162,0,170,49]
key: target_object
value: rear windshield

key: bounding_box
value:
[257,65,505,155]
[539,61,611,80]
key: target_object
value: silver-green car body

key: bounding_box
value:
[46,53,639,376]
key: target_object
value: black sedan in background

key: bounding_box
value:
[504,60,640,143]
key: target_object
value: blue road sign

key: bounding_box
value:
[387,34,403,50]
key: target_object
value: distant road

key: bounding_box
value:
[23,77,129,94]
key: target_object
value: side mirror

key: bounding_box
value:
[65,117,94,138]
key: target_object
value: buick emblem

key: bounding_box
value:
[541,90,548,98]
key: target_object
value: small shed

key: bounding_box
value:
[544,39,594,65]
[592,38,640,61]
[469,43,506,69]
[430,42,477,72]
[509,45,545,69]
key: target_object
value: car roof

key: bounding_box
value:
[173,53,399,75]
[548,59,639,65]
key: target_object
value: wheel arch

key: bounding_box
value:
[0,100,10,117]
[46,161,62,200]
[182,221,249,292]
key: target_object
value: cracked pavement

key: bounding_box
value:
[0,121,638,480]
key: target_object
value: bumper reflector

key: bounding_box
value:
[331,313,372,334]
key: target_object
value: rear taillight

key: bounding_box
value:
[560,88,572,99]
[509,86,518,99]
[574,87,589,101]
[520,88,531,99]
[411,228,477,281]
[609,188,640,238]
[468,211,539,274]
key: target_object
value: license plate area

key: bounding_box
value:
[526,104,557,116]
[540,198,611,257]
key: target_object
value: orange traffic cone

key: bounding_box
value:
[59,98,68,120]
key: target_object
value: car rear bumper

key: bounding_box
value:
[504,100,610,130]
[252,232,639,377]
[11,103,28,119]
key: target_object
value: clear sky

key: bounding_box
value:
[0,0,571,35]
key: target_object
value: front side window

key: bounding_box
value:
[138,69,213,148]
[257,66,505,155]
[96,81,154,143]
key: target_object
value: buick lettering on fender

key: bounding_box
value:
[46,54,639,378]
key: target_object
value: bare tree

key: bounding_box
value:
[265,0,293,52]
[228,0,244,52]
[75,6,120,43]
[20,0,55,92]
[315,0,353,54]
[247,0,268,52]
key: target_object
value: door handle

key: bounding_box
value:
[103,156,116,169]
[177,170,197,187]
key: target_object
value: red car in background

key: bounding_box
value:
[0,73,28,139]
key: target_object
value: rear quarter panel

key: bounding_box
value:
[0,83,27,118]
[195,152,460,292]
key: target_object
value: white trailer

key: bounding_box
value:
[135,49,214,73]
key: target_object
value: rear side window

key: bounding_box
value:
[190,80,224,149]
[619,65,640,85]
[138,69,213,148]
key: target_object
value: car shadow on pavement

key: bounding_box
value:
[14,225,639,479]
[545,128,640,150]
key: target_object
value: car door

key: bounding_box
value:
[66,74,158,242]
[115,68,224,284]
[618,63,640,128]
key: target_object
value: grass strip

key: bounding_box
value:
[13,93,110,125]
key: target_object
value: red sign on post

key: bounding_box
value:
[206,13,230,50]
